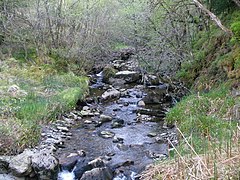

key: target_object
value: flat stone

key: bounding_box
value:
[147,132,157,137]
[100,114,113,123]
[115,71,141,83]
[99,131,115,138]
[9,149,34,176]
[57,126,69,132]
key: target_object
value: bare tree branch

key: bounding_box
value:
[232,0,240,7]
[193,0,232,35]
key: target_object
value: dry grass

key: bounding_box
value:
[141,126,240,180]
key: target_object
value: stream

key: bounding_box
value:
[56,70,177,180]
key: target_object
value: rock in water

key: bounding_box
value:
[111,118,124,128]
[99,131,115,138]
[100,114,113,123]
[9,149,34,177]
[80,167,113,180]
[115,71,141,83]
[102,88,120,101]
[31,149,59,180]
[137,100,145,107]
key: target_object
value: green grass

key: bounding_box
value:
[0,58,89,154]
[112,42,130,50]
[166,83,236,155]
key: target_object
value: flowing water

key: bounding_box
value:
[57,72,175,180]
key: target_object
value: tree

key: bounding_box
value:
[193,0,232,35]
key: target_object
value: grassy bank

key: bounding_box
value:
[141,10,240,179]
[0,58,88,155]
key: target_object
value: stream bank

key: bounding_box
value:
[0,49,188,180]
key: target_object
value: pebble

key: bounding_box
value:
[57,126,69,132]
[147,132,157,137]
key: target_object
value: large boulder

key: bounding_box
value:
[8,149,34,177]
[143,84,172,104]
[101,88,120,101]
[102,66,117,83]
[115,71,141,83]
[31,149,59,180]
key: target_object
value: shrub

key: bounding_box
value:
[231,21,240,43]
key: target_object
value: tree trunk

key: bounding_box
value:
[193,0,232,35]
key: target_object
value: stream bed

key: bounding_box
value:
[56,72,177,180]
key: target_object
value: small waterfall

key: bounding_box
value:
[58,166,76,180]
[58,170,75,180]
[91,71,105,88]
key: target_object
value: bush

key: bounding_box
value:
[231,21,240,43]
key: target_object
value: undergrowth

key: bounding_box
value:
[141,9,240,180]
[0,58,88,155]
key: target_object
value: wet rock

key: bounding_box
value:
[84,120,93,124]
[137,108,166,117]
[77,150,86,157]
[102,88,121,101]
[147,132,157,137]
[113,136,124,143]
[109,78,126,86]
[115,71,141,83]
[59,154,79,171]
[88,158,105,169]
[100,114,113,123]
[114,159,134,168]
[155,136,165,143]
[80,167,113,180]
[73,158,91,179]
[137,100,145,107]
[147,75,161,85]
[0,174,24,180]
[0,156,11,174]
[57,126,69,132]
[9,149,33,177]
[80,110,95,117]
[111,118,124,128]
[31,149,59,180]
[143,84,171,104]
[116,144,129,151]
[102,66,117,83]
[99,131,115,138]
[82,106,90,111]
